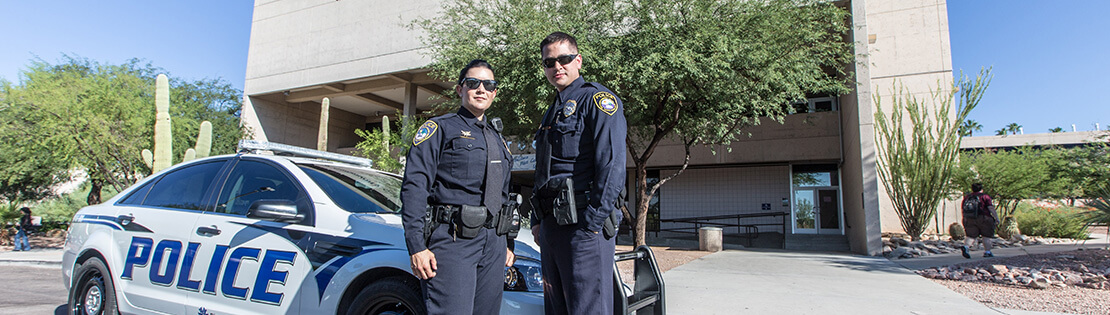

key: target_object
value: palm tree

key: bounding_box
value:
[995,128,1007,136]
[960,120,983,137]
[1049,127,1064,133]
[1005,122,1022,135]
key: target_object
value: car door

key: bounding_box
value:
[184,158,316,315]
[111,159,228,314]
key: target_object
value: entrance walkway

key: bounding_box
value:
[664,248,1071,314]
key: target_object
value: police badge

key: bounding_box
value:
[593,92,618,116]
[563,100,578,117]
[413,120,438,145]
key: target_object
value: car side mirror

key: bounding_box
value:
[247,199,304,223]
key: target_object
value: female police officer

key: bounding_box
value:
[400,59,516,314]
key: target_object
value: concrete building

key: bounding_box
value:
[240,0,954,255]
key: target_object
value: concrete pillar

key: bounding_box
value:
[402,82,417,130]
[699,227,723,252]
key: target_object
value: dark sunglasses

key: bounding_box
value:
[542,54,578,68]
[459,77,498,91]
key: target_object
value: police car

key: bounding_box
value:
[62,140,544,315]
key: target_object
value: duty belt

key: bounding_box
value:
[536,192,589,217]
[430,204,498,228]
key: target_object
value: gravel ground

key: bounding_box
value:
[615,244,709,287]
[926,225,1110,315]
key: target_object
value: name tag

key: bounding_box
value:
[490,160,502,164]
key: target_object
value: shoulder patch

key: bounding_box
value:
[593,92,618,116]
[563,100,578,117]
[413,120,437,146]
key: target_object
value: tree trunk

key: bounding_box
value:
[87,179,102,205]
[632,162,650,247]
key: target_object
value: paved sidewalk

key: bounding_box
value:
[665,249,1001,314]
[0,248,63,267]
[6,235,1105,314]
[663,234,1106,315]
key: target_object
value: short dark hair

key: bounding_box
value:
[20,207,30,213]
[540,32,578,52]
[457,59,494,84]
[971,183,983,193]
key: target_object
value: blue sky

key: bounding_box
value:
[0,1,254,91]
[2,1,1106,135]
[948,1,1110,135]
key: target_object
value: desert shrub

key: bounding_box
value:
[1014,205,1090,239]
[948,222,966,240]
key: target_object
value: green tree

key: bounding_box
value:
[995,128,1006,136]
[951,147,1049,219]
[417,0,853,246]
[1005,122,1022,135]
[1049,127,1064,133]
[0,56,245,204]
[959,119,983,137]
[874,69,990,240]
[1039,144,1110,203]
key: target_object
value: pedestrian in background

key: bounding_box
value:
[961,183,997,258]
[13,207,33,251]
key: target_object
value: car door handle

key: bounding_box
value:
[196,225,221,236]
[117,214,135,226]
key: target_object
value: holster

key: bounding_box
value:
[602,189,627,239]
[423,205,437,246]
[496,193,522,237]
[550,177,578,226]
[456,204,488,239]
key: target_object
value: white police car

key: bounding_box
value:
[62,141,543,315]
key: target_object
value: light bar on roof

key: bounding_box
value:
[237,140,374,167]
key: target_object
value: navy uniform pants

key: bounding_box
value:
[422,224,506,315]
[538,216,616,315]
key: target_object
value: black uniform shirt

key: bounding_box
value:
[533,76,627,232]
[401,108,513,254]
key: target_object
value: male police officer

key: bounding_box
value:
[532,32,628,314]
[402,60,516,314]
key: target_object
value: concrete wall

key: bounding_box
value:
[645,111,842,168]
[659,166,792,235]
[863,0,955,236]
[244,0,439,96]
[243,95,366,150]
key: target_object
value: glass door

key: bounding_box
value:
[792,188,841,234]
[791,165,842,234]
[793,189,818,233]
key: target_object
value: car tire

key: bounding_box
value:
[345,276,425,315]
[70,257,119,315]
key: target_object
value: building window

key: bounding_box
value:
[791,97,839,114]
[643,170,661,232]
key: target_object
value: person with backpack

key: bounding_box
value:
[961,183,997,258]
[12,207,33,251]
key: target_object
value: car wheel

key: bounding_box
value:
[345,276,425,315]
[70,257,118,315]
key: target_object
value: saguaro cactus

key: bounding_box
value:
[141,74,215,172]
[142,74,173,173]
[318,97,330,151]
[381,115,391,150]
[181,121,213,163]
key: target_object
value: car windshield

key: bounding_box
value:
[298,163,402,213]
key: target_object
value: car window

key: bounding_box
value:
[141,161,225,210]
[298,163,401,213]
[215,159,311,219]
[118,179,155,205]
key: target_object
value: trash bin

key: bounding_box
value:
[699,227,723,252]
